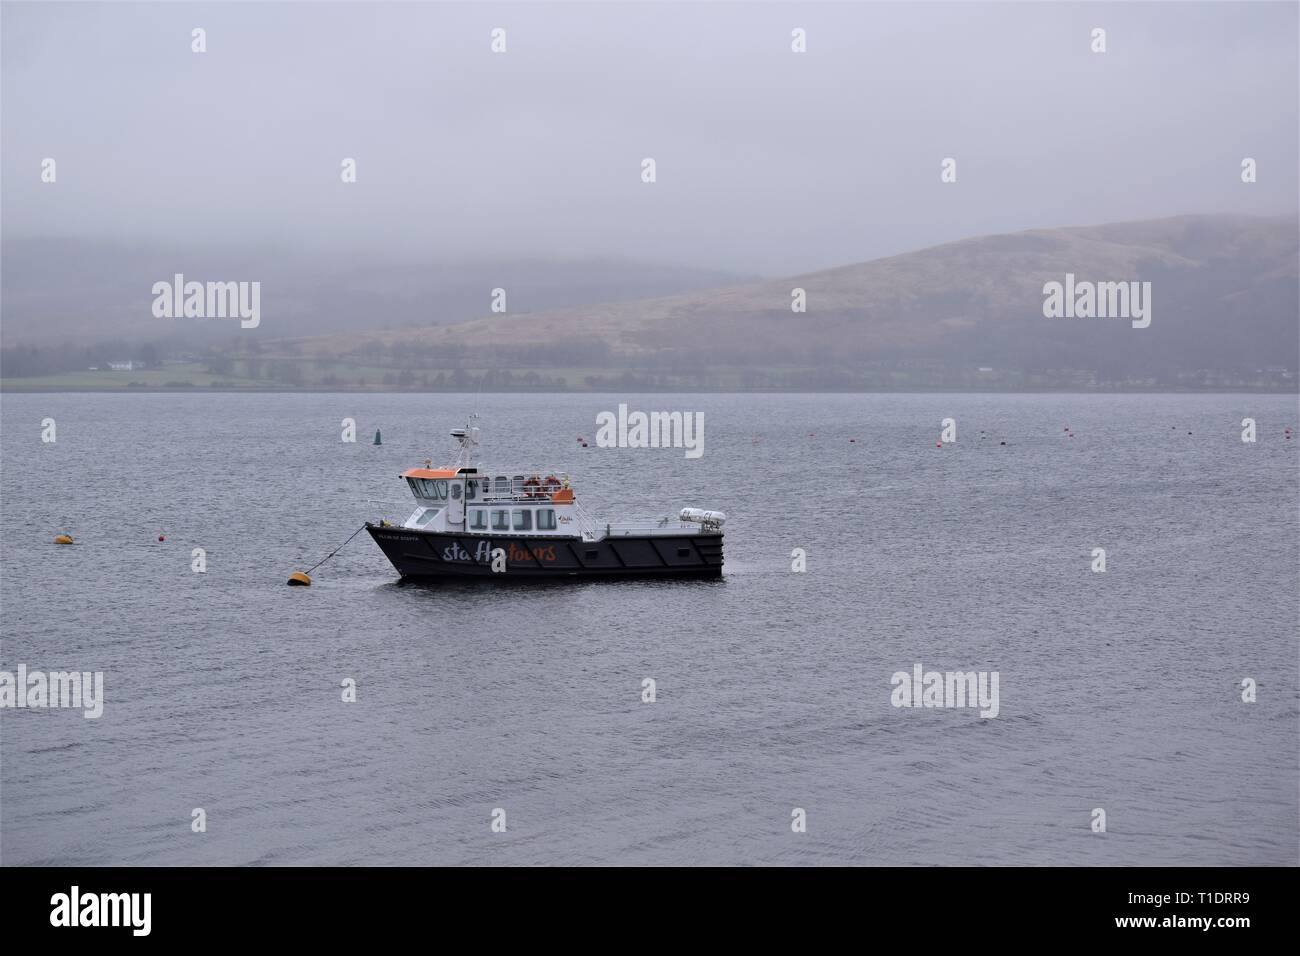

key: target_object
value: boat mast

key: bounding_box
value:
[450,415,481,470]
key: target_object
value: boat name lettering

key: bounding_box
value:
[443,540,496,563]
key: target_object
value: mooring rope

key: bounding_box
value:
[303,524,368,575]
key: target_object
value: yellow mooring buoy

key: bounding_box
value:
[54,534,74,545]
[288,525,366,587]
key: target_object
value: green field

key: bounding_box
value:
[0,363,271,391]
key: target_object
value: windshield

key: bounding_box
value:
[407,477,449,500]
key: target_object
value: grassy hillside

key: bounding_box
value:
[278,214,1298,381]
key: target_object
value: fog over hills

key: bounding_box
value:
[279,213,1298,386]
[3,2,1296,389]
[3,214,1294,389]
[0,238,749,347]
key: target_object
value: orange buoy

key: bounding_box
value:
[54,534,73,545]
[287,571,311,587]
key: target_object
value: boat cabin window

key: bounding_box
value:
[512,509,532,531]
[408,477,449,500]
[491,509,510,531]
[466,479,479,500]
[415,509,439,527]
[537,509,557,531]
[469,509,488,531]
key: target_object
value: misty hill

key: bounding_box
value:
[0,237,750,347]
[280,214,1294,383]
[4,215,1296,390]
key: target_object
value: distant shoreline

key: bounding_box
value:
[4,385,1297,395]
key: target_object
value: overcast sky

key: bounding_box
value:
[3,1,1296,275]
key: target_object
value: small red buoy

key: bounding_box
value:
[936,441,942,448]
[158,535,165,542]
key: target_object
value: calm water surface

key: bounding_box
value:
[1,392,1297,865]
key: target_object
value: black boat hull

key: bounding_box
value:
[366,524,724,581]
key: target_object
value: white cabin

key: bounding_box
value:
[391,421,723,542]
[399,465,589,538]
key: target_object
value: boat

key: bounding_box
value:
[366,419,725,581]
